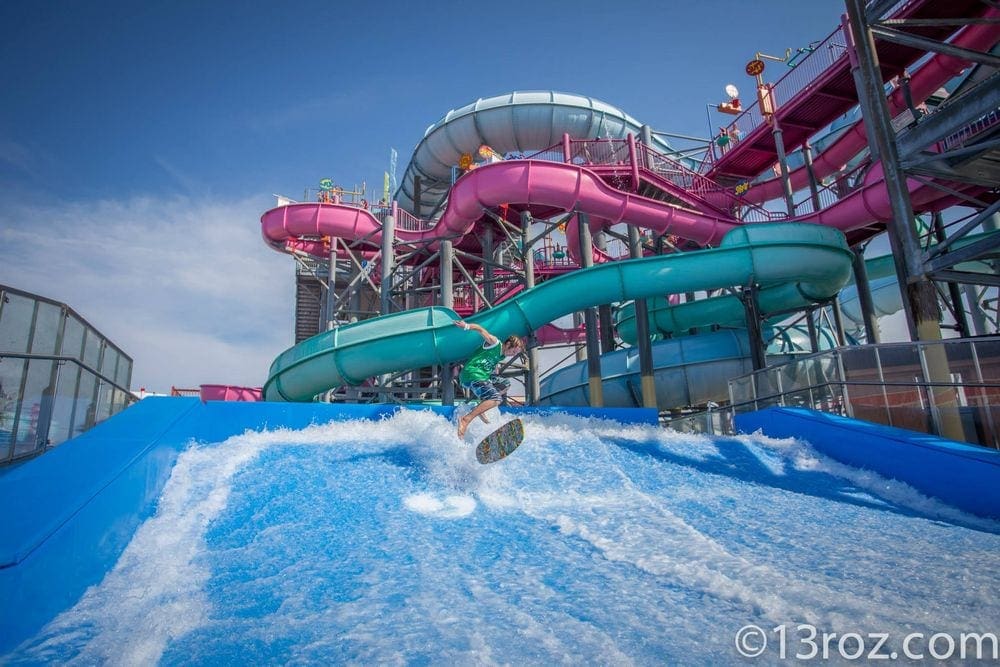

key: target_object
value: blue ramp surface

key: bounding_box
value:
[3,401,999,663]
[735,407,1000,519]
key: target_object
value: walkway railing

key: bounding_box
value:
[0,352,135,463]
[1,284,135,464]
[525,137,783,223]
[724,337,1000,449]
[706,23,850,168]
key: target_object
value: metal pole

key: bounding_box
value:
[412,175,422,219]
[771,118,796,216]
[440,239,455,406]
[483,225,495,304]
[594,231,616,353]
[742,285,767,371]
[831,297,847,346]
[933,212,971,338]
[521,211,540,405]
[806,308,820,352]
[846,0,962,441]
[851,246,881,344]
[803,143,822,213]
[327,238,338,330]
[628,225,658,409]
[845,1,942,343]
[577,212,604,406]
[380,204,396,316]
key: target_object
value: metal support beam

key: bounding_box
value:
[440,239,455,406]
[741,285,767,371]
[869,25,1000,68]
[847,0,943,343]
[627,224,658,409]
[806,308,820,352]
[576,213,603,407]
[896,76,1000,159]
[521,211,540,405]
[772,118,796,216]
[925,233,1000,273]
[929,269,1000,288]
[932,213,970,338]
[380,207,396,315]
[851,246,881,343]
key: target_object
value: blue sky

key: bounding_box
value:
[0,1,846,390]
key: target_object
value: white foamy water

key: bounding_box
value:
[10,410,1000,665]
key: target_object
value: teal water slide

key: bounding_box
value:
[264,223,853,402]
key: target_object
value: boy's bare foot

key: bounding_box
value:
[457,414,473,438]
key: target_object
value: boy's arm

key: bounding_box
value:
[454,320,498,346]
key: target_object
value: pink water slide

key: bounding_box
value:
[739,11,1000,204]
[263,153,965,270]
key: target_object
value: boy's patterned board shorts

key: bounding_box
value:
[463,375,510,402]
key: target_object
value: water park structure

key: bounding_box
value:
[261,0,1000,448]
[2,1,1000,662]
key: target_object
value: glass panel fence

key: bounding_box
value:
[0,292,35,354]
[31,302,62,355]
[94,381,114,424]
[12,358,59,458]
[61,314,85,358]
[48,362,79,447]
[73,369,100,439]
[0,357,27,460]
[116,357,132,388]
[82,330,102,369]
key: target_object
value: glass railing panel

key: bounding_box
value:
[61,314,85,358]
[729,375,756,406]
[961,390,1000,449]
[844,381,892,427]
[116,357,132,388]
[941,339,980,383]
[101,347,119,381]
[883,383,933,433]
[0,357,27,461]
[12,358,59,459]
[94,381,113,424]
[0,292,34,353]
[72,369,100,439]
[31,302,62,355]
[48,363,80,447]
[876,344,923,384]
[82,329,102,369]
[973,338,1000,383]
[754,368,783,401]
[840,346,880,383]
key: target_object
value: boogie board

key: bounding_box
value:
[475,418,525,464]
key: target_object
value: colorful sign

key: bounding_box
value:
[745,59,765,76]
[319,178,334,191]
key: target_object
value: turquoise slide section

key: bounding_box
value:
[265,223,853,402]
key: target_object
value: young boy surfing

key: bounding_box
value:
[453,320,524,437]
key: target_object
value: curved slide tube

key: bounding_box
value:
[264,155,954,268]
[615,229,1000,343]
[395,91,679,214]
[264,223,852,401]
[538,329,777,409]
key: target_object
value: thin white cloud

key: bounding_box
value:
[0,194,294,391]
